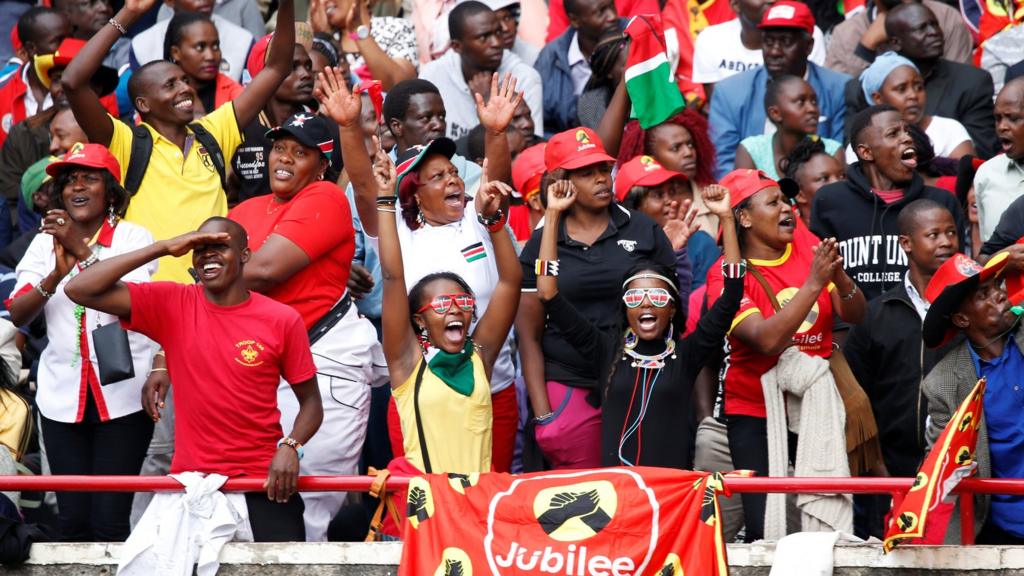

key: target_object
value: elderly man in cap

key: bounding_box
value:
[922,251,1024,544]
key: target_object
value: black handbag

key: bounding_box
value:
[91,322,135,385]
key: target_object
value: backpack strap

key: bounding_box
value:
[188,122,227,193]
[123,125,153,196]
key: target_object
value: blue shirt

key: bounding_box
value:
[345,184,382,320]
[969,337,1024,538]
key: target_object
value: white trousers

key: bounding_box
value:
[277,304,386,541]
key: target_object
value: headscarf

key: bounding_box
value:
[859,51,919,102]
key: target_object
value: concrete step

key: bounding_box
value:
[7,541,1024,575]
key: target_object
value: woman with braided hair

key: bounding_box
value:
[536,181,743,468]
[780,136,845,228]
[577,26,627,130]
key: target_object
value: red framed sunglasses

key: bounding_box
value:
[416,293,476,315]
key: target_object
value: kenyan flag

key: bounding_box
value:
[624,14,685,129]
[461,242,487,263]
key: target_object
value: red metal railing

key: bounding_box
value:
[2,475,1018,544]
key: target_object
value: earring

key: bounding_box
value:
[107,204,116,227]
[623,328,638,350]
[416,207,426,227]
[317,172,325,181]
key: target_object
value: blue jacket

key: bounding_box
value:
[534,27,580,136]
[709,63,852,178]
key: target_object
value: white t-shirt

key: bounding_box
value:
[844,115,972,163]
[691,18,827,84]
[418,49,544,140]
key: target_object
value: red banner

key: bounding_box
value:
[399,467,728,576]
[883,378,986,551]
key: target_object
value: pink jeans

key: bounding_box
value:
[534,380,602,469]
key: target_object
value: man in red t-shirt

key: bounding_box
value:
[65,216,324,542]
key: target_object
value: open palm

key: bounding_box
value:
[315,66,361,127]
[475,73,524,134]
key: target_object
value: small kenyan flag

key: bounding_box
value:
[461,242,487,263]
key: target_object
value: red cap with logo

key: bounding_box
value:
[719,168,799,209]
[513,143,546,201]
[922,252,1010,347]
[758,1,815,34]
[46,143,123,182]
[614,155,687,201]
[544,127,616,172]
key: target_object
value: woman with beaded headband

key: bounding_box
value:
[535,181,744,469]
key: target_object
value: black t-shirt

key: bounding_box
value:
[231,112,343,204]
[520,205,676,388]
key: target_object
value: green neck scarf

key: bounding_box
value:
[426,340,476,396]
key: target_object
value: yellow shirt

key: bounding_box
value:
[107,103,243,283]
[0,389,29,461]
[394,353,492,474]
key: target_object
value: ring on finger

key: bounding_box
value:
[56,217,66,226]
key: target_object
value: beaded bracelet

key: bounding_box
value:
[35,284,53,299]
[721,260,747,279]
[108,18,127,35]
[534,259,560,277]
[478,208,507,233]
[376,195,398,206]
[79,252,99,270]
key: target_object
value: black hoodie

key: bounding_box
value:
[810,164,966,301]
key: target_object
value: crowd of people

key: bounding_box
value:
[0,0,1023,552]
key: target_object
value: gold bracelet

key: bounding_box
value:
[154,350,166,357]
[150,368,168,373]
[377,207,397,213]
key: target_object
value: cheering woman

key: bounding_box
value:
[376,140,521,475]
[536,182,743,468]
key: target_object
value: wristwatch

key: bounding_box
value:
[349,24,370,41]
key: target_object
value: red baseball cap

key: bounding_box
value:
[513,143,546,201]
[46,143,122,182]
[922,252,1009,348]
[759,1,815,34]
[719,168,799,209]
[614,155,687,201]
[247,24,314,80]
[544,127,615,172]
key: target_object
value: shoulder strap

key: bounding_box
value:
[189,122,227,193]
[747,264,782,313]
[412,360,433,474]
[124,125,153,196]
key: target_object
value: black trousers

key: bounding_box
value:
[40,395,153,542]
[245,492,306,541]
[727,415,769,542]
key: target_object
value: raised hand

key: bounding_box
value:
[810,237,842,289]
[123,0,158,15]
[663,202,700,251]
[475,158,512,219]
[42,209,92,261]
[315,67,362,127]
[162,231,231,258]
[546,180,577,213]
[701,184,732,218]
[371,137,397,196]
[52,237,78,279]
[308,0,331,34]
[475,73,524,134]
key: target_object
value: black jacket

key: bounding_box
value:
[843,281,962,477]
[843,58,997,159]
[810,163,966,301]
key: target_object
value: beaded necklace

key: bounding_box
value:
[617,328,678,465]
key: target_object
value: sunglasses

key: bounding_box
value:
[622,287,674,308]
[417,293,476,315]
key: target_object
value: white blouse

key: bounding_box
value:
[12,220,158,423]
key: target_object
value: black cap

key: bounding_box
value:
[265,113,335,166]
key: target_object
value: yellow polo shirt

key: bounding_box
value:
[107,103,243,283]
